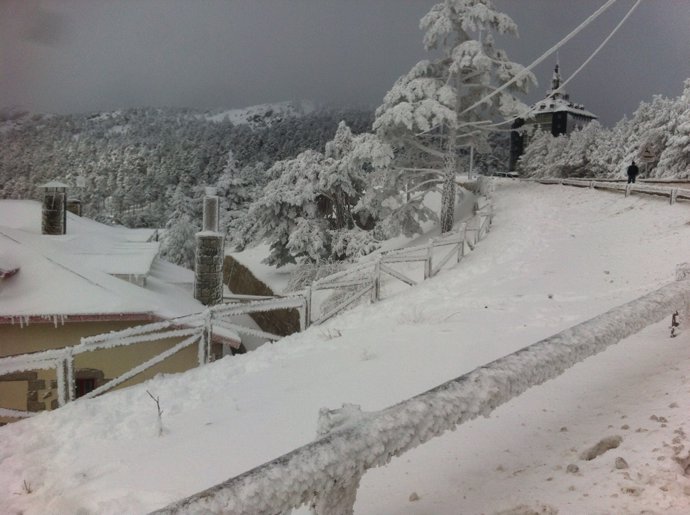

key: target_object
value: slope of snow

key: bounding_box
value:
[2,181,690,514]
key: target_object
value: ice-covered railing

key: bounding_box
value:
[150,269,690,515]
[302,197,493,325]
[0,297,309,413]
[534,177,690,205]
[0,317,209,410]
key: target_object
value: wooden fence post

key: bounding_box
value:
[198,311,212,365]
[56,355,73,407]
[301,286,312,331]
[65,350,75,403]
[424,241,433,280]
[671,188,678,205]
[373,258,381,302]
[310,473,363,515]
[310,404,366,515]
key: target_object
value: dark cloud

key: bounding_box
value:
[1,0,688,126]
[20,4,66,47]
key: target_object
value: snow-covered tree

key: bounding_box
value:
[374,0,535,233]
[215,150,267,240]
[159,183,199,268]
[517,127,551,177]
[559,121,604,177]
[588,116,632,178]
[656,79,690,178]
[240,123,391,267]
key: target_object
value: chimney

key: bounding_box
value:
[40,181,69,235]
[194,187,224,306]
[202,186,220,232]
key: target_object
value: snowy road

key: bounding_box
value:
[2,180,690,514]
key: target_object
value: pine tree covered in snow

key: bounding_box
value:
[588,117,632,178]
[558,121,604,177]
[215,150,268,241]
[239,123,391,267]
[517,128,551,177]
[374,0,534,234]
[656,79,690,178]
[159,182,199,268]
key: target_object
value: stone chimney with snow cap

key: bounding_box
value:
[40,181,69,235]
[194,187,224,306]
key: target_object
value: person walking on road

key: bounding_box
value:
[627,161,639,184]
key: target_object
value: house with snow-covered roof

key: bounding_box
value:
[510,63,598,171]
[0,195,242,423]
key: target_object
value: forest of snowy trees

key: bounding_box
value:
[0,104,372,266]
[518,78,690,180]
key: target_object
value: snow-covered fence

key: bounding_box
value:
[303,197,494,325]
[380,224,467,282]
[0,321,208,410]
[534,178,690,205]
[150,275,690,515]
[0,296,311,414]
[210,295,309,337]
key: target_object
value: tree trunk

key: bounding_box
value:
[334,192,348,230]
[440,128,457,234]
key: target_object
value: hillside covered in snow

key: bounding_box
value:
[3,180,690,514]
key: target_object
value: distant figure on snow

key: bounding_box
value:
[627,161,639,184]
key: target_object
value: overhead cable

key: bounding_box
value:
[456,0,622,119]
[460,0,643,134]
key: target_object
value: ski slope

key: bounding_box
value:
[2,180,690,514]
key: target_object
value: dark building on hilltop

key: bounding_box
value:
[510,63,597,171]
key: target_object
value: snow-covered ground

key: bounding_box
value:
[3,180,690,514]
[203,100,315,127]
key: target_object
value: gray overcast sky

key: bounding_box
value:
[1,0,689,126]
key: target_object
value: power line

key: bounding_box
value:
[460,0,643,135]
[415,0,624,138]
[456,0,622,119]
[549,0,642,103]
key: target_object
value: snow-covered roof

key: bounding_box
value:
[0,200,158,276]
[202,100,315,127]
[39,181,70,189]
[529,96,597,119]
[526,63,597,121]
[0,200,205,321]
